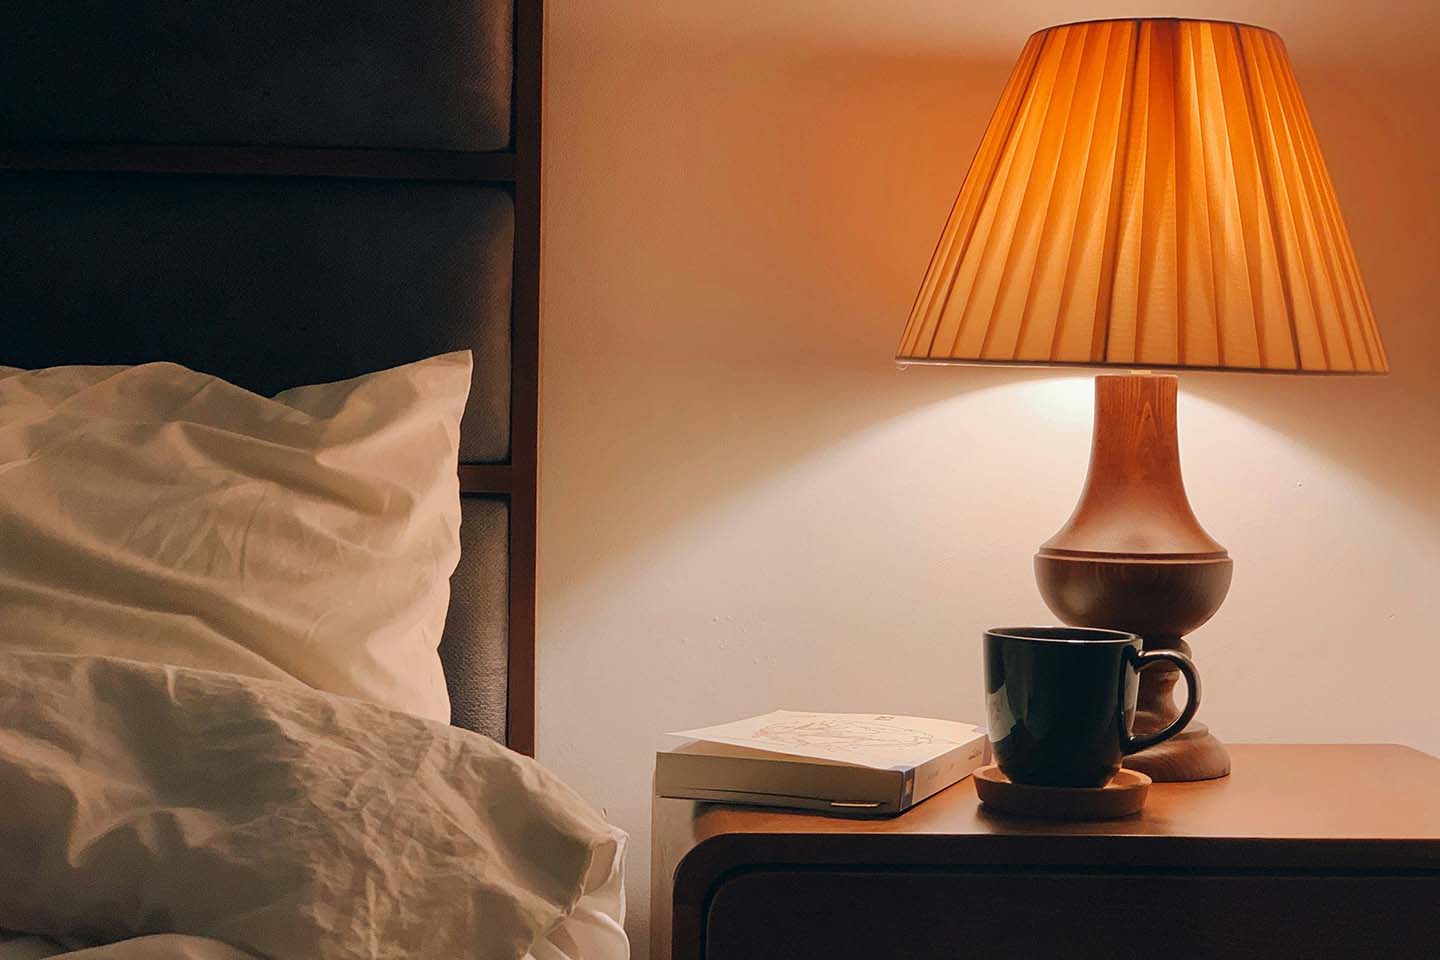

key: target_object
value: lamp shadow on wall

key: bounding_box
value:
[540,355,1018,599]
[542,25,1026,600]
[1185,370,1440,533]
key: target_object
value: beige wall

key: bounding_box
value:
[539,2,1440,954]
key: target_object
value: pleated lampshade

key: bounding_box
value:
[897,18,1388,373]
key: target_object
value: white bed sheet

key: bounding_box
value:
[534,828,629,960]
[0,651,630,960]
[0,859,627,960]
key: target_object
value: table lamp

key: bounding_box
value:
[897,18,1387,781]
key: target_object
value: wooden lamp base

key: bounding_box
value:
[1035,374,1233,783]
[1124,638,1230,781]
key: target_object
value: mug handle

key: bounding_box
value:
[1121,648,1202,755]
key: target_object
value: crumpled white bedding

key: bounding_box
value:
[0,651,628,960]
[0,853,625,960]
[0,933,260,959]
[0,868,624,960]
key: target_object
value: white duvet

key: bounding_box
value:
[0,651,627,960]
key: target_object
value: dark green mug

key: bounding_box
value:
[983,626,1200,788]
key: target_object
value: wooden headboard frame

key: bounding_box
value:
[1,1,542,755]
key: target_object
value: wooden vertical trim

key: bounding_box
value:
[457,464,513,494]
[504,0,543,757]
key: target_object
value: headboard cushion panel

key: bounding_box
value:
[1,0,537,749]
[444,497,510,741]
[0,172,513,463]
[1,1,513,151]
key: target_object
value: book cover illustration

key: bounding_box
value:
[668,710,981,770]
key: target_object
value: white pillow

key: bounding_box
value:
[0,352,470,721]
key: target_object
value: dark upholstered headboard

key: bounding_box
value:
[0,1,541,754]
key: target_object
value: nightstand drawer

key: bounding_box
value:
[655,749,1440,960]
[704,869,1440,960]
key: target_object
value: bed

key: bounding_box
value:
[0,3,626,958]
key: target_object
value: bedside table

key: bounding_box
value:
[651,744,1440,960]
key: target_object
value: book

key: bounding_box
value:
[656,710,988,815]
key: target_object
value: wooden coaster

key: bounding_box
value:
[973,764,1151,820]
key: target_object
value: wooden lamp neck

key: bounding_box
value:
[1041,373,1227,561]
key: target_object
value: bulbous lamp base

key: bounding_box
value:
[1035,373,1233,782]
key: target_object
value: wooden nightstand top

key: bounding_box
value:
[651,744,1440,959]
[666,743,1440,843]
